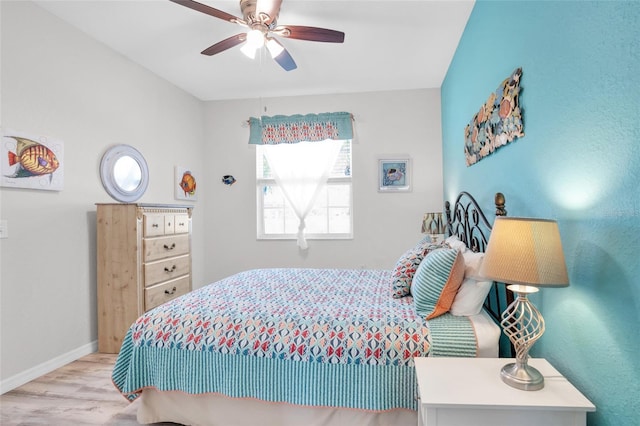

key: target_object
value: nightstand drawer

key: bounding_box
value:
[145,276,190,310]
[144,234,190,262]
[144,255,190,287]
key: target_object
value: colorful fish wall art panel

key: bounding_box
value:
[1,130,64,191]
[175,165,197,201]
[464,67,525,166]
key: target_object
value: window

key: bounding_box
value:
[256,140,352,242]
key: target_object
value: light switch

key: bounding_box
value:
[0,220,8,239]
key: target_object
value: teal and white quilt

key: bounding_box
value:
[113,268,477,410]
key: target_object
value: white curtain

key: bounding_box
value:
[263,140,343,249]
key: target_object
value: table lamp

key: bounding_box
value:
[421,212,445,243]
[480,217,569,391]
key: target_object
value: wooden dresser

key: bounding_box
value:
[96,203,193,353]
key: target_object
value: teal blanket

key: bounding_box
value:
[113,269,477,410]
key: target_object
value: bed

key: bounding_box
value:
[112,191,510,426]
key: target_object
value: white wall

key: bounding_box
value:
[0,1,205,389]
[203,90,443,282]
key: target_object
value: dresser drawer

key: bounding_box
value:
[144,234,190,262]
[144,213,190,237]
[144,254,190,287]
[164,215,175,234]
[174,214,190,234]
[144,214,166,237]
[145,276,191,311]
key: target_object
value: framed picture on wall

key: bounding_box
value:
[175,166,198,201]
[378,157,411,192]
[0,129,64,191]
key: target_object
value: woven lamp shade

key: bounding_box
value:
[421,212,444,234]
[480,217,569,287]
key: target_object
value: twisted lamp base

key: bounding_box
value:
[500,285,546,391]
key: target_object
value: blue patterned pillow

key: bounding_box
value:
[391,237,443,298]
[412,248,465,319]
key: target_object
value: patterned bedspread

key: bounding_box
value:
[113,268,477,410]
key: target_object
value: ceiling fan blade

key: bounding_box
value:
[169,0,241,23]
[272,45,297,71]
[256,0,283,26]
[201,33,246,56]
[276,25,345,43]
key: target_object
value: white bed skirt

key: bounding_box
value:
[138,389,417,426]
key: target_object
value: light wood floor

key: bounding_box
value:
[0,352,177,425]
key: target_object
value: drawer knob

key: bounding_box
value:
[152,223,159,228]
[164,265,177,273]
[165,286,177,295]
[164,243,176,250]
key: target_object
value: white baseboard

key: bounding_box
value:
[1,340,98,394]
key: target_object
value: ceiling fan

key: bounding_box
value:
[169,0,345,71]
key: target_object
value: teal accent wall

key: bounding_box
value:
[442,1,639,425]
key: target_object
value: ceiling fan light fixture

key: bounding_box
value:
[266,38,284,58]
[240,42,258,59]
[240,28,265,59]
[245,29,265,49]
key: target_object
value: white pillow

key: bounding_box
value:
[445,235,467,253]
[450,251,493,316]
[462,250,484,278]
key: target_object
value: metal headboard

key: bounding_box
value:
[444,191,514,358]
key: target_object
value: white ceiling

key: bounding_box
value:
[34,0,474,101]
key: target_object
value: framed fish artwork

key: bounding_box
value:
[175,165,197,201]
[1,129,64,191]
[378,157,411,192]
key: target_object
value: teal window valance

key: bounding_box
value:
[248,112,353,145]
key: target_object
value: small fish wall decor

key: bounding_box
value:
[222,175,236,186]
[175,166,198,201]
[464,67,524,166]
[180,171,196,196]
[1,129,64,191]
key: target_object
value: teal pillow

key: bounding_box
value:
[412,248,465,319]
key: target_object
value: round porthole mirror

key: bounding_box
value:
[100,144,149,202]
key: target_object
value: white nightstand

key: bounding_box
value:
[415,357,595,426]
